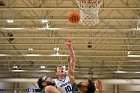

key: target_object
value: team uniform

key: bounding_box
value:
[41,89,45,93]
[72,83,79,93]
[54,76,72,93]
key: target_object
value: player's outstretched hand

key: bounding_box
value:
[65,38,72,48]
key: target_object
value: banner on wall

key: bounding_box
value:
[27,88,35,93]
[0,89,4,93]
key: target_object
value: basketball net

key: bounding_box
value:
[76,0,103,26]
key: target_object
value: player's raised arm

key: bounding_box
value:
[67,55,75,86]
[65,38,76,70]
[65,38,76,86]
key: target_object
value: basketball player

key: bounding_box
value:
[54,38,76,93]
[37,38,95,93]
[37,76,60,93]
[67,54,96,93]
[37,60,95,93]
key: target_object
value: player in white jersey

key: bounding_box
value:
[54,38,76,93]
[54,72,72,93]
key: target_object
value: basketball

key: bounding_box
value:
[68,10,80,24]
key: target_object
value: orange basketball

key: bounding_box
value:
[68,10,80,24]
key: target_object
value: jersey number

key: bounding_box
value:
[65,85,72,92]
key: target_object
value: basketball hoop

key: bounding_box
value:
[76,0,103,26]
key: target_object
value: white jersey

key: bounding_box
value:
[54,76,72,93]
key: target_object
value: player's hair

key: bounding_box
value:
[86,79,96,93]
[37,77,44,89]
[55,65,63,72]
[37,76,49,89]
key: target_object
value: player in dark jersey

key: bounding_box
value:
[67,49,96,93]
[37,76,60,93]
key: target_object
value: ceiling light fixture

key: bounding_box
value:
[13,66,18,69]
[0,54,9,56]
[2,28,24,30]
[54,48,59,51]
[7,20,14,23]
[40,66,45,69]
[0,53,69,57]
[127,51,131,54]
[42,19,48,23]
[115,70,127,73]
[37,27,61,30]
[115,70,140,74]
[49,47,69,56]
[49,54,69,57]
[24,54,42,56]
[127,55,140,57]
[134,72,140,73]
[28,48,33,51]
[11,70,25,72]
[39,21,61,30]
[11,70,53,72]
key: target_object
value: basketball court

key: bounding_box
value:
[0,0,140,93]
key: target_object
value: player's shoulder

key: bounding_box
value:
[53,78,60,82]
[53,78,56,81]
